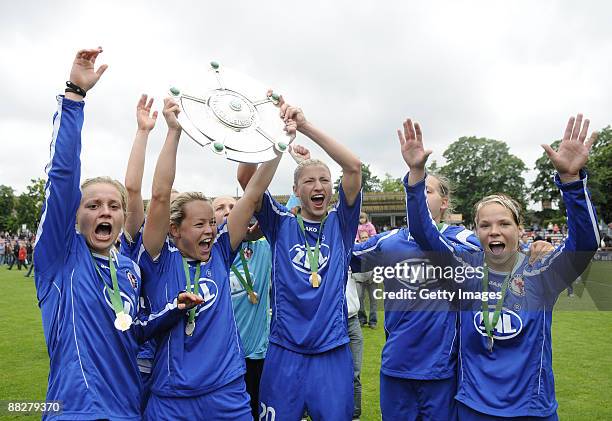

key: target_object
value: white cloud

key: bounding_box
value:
[1,0,610,204]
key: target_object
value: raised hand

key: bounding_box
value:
[162,98,181,131]
[278,95,307,129]
[398,118,431,170]
[289,144,311,164]
[542,114,598,183]
[284,118,298,144]
[68,47,108,93]
[137,94,158,131]
[177,292,205,310]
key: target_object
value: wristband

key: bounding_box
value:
[65,81,86,98]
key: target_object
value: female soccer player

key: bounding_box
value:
[34,47,202,420]
[138,95,292,419]
[401,115,599,420]
[351,172,480,421]
[254,97,362,420]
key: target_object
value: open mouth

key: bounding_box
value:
[311,194,325,209]
[489,241,506,256]
[198,238,212,254]
[94,222,113,240]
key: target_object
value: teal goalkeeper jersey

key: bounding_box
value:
[230,239,272,359]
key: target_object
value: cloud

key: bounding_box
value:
[1,0,611,203]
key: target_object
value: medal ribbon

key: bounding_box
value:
[480,257,518,341]
[182,258,201,325]
[231,244,254,293]
[90,251,124,316]
[296,210,328,278]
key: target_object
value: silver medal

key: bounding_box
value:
[487,336,494,352]
[185,321,196,336]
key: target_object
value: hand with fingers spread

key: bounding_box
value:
[137,94,158,132]
[177,292,205,310]
[289,144,311,164]
[398,118,432,186]
[542,114,598,183]
[68,47,108,96]
[162,98,181,131]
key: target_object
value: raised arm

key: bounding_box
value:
[531,114,600,298]
[227,122,295,250]
[399,118,469,265]
[280,97,362,205]
[124,94,157,240]
[34,48,107,292]
[143,98,181,258]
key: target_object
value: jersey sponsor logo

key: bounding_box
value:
[102,286,136,316]
[473,307,523,340]
[193,278,218,314]
[289,243,330,274]
[259,403,276,421]
[509,276,525,297]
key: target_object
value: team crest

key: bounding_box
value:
[126,270,138,289]
[509,276,525,297]
[243,246,254,260]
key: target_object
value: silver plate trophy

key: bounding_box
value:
[169,61,291,163]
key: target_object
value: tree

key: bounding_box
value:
[586,126,612,222]
[15,178,46,233]
[0,185,15,232]
[439,137,528,224]
[381,173,403,192]
[334,163,381,193]
[531,126,611,223]
[530,140,562,208]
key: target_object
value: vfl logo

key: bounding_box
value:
[102,287,136,317]
[289,243,330,274]
[259,403,276,421]
[473,307,523,340]
[191,278,218,315]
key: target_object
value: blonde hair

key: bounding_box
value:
[474,193,523,226]
[170,192,211,227]
[81,177,128,217]
[293,159,331,186]
[428,173,453,219]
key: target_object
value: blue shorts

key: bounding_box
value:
[457,402,559,421]
[380,373,457,421]
[144,376,251,421]
[259,343,353,421]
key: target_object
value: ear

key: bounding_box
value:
[440,197,449,215]
[169,223,180,240]
[293,184,298,195]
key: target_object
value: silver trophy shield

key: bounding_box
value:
[169,62,291,163]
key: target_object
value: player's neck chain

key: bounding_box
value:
[231,242,258,304]
[296,207,328,288]
[182,258,201,336]
[481,252,520,352]
[89,251,132,331]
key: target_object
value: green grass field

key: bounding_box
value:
[0,263,610,420]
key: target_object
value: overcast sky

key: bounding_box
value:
[1,0,610,203]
